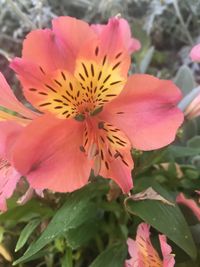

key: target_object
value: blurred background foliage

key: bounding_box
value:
[1,0,200,266]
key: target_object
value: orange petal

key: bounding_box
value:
[0,72,37,120]
[101,74,184,150]
[12,114,92,192]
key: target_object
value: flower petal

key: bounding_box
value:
[52,16,96,68]
[190,44,200,62]
[0,72,37,121]
[91,17,141,54]
[22,29,73,73]
[101,74,184,150]
[159,235,175,267]
[12,114,92,192]
[0,121,23,160]
[82,118,133,193]
[0,166,21,212]
[125,223,163,266]
[0,121,23,212]
[176,193,200,221]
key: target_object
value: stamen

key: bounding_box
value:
[93,155,101,176]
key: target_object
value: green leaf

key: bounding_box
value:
[174,65,196,96]
[0,199,53,224]
[125,184,197,259]
[89,243,127,267]
[187,136,200,149]
[140,46,155,73]
[66,220,100,249]
[168,145,200,158]
[14,181,108,265]
[15,218,41,252]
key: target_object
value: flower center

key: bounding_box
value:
[27,47,126,120]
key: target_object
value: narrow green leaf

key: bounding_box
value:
[174,65,196,96]
[89,243,127,267]
[125,184,197,259]
[140,46,155,73]
[14,181,108,265]
[15,219,41,252]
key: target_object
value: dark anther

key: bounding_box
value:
[98,121,104,129]
[80,146,86,152]
[75,113,85,122]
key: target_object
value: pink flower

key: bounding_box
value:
[190,44,200,62]
[8,16,183,193]
[125,223,175,267]
[176,192,200,221]
[0,72,37,211]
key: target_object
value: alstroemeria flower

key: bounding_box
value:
[9,16,183,193]
[190,43,200,62]
[176,193,200,221]
[125,223,175,267]
[0,72,38,211]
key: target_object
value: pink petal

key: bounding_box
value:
[52,16,96,71]
[0,72,37,120]
[0,121,24,212]
[83,118,133,193]
[99,155,133,193]
[0,165,21,212]
[176,193,200,221]
[159,235,175,267]
[92,17,141,54]
[125,223,163,266]
[12,114,92,192]
[101,74,184,150]
[78,17,131,78]
[190,44,200,62]
[0,121,23,160]
[21,29,74,73]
